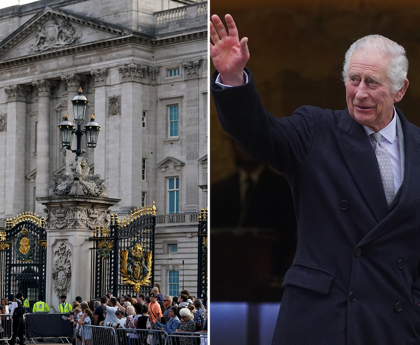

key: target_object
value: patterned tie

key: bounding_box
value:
[372,132,395,205]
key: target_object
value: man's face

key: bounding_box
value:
[150,296,156,304]
[163,297,171,308]
[136,295,143,303]
[61,298,66,303]
[345,49,408,132]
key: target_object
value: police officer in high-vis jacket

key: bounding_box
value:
[58,295,72,313]
[32,295,49,313]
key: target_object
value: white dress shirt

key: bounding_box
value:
[363,108,402,194]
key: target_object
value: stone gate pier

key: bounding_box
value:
[37,158,119,312]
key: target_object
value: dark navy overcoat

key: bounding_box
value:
[211,69,420,345]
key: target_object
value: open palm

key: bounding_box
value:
[210,14,250,86]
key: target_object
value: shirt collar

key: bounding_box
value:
[363,107,397,144]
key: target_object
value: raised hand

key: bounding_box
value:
[210,14,250,86]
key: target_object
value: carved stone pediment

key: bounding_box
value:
[0,7,130,61]
[157,156,185,172]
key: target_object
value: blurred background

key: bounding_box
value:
[210,0,420,344]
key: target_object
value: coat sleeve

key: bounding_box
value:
[211,68,316,174]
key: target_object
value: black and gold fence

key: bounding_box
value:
[90,203,156,298]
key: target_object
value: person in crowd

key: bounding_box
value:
[145,296,151,305]
[59,295,73,313]
[91,300,101,314]
[193,300,206,330]
[177,294,188,308]
[155,306,180,334]
[10,292,25,345]
[78,308,93,345]
[20,293,30,311]
[93,296,107,325]
[187,304,195,315]
[33,295,49,313]
[124,305,135,328]
[153,284,163,301]
[148,293,162,326]
[176,308,196,345]
[126,303,140,345]
[135,293,145,305]
[123,300,132,310]
[77,302,89,339]
[1,298,9,314]
[75,296,82,304]
[161,295,172,324]
[172,296,178,307]
[151,287,162,302]
[135,303,149,329]
[115,310,126,328]
[7,294,17,317]
[72,300,80,311]
[102,297,120,327]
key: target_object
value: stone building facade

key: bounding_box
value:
[0,0,207,301]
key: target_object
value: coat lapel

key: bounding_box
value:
[358,108,420,246]
[336,108,389,224]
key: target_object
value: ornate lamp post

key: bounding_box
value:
[58,88,101,160]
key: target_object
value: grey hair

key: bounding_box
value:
[342,34,408,93]
[179,307,193,319]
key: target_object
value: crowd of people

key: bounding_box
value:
[0,284,207,345]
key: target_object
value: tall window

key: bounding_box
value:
[142,158,146,180]
[142,192,147,207]
[168,270,179,296]
[167,177,179,214]
[142,110,147,129]
[168,105,179,138]
[167,68,180,77]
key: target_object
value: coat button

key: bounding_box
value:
[394,302,402,312]
[396,260,403,269]
[354,248,362,257]
[339,200,348,210]
[349,292,356,302]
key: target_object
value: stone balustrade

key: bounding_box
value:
[155,2,207,32]
[156,213,199,224]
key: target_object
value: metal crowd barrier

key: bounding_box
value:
[116,327,168,345]
[165,331,207,345]
[81,324,118,345]
[0,314,12,344]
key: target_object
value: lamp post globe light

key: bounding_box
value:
[58,88,101,160]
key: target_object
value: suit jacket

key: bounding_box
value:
[211,68,420,345]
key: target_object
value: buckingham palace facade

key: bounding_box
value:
[0,0,207,298]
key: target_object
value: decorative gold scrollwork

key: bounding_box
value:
[97,239,113,259]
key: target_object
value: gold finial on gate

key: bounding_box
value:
[152,201,156,216]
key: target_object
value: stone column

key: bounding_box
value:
[182,61,202,212]
[119,64,144,210]
[38,195,120,311]
[4,85,28,217]
[33,80,52,214]
[91,68,108,182]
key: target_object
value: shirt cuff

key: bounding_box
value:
[215,71,249,88]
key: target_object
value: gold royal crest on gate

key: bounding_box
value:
[15,227,35,263]
[120,242,152,293]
